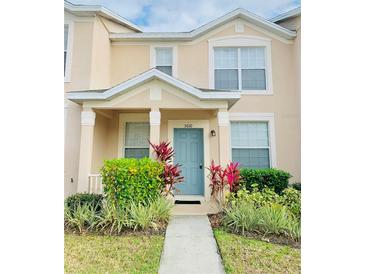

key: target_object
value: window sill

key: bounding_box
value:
[240,90,273,95]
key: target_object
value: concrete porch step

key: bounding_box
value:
[171,200,221,215]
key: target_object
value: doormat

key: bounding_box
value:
[174,200,201,205]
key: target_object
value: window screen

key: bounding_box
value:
[156,47,173,76]
[124,122,150,159]
[214,47,267,91]
[231,121,270,169]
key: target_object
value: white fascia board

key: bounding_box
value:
[66,69,241,101]
[270,7,301,23]
[64,1,142,32]
[110,8,296,41]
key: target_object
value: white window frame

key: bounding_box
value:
[229,112,277,168]
[64,21,74,83]
[150,45,178,77]
[209,35,273,95]
[124,122,150,158]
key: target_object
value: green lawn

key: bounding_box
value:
[214,229,300,274]
[64,234,164,274]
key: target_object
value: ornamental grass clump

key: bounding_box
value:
[222,201,259,235]
[64,202,99,233]
[221,184,301,241]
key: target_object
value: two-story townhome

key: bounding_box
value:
[64,1,301,200]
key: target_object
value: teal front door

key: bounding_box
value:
[174,128,204,195]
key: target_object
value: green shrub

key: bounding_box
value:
[280,188,301,219]
[223,201,259,235]
[100,158,164,208]
[231,185,281,208]
[65,193,103,213]
[239,168,292,194]
[291,182,301,191]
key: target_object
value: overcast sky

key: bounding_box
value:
[69,0,300,32]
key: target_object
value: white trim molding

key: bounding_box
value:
[118,113,149,158]
[66,68,241,102]
[109,8,296,41]
[64,20,74,83]
[81,110,96,126]
[167,120,211,201]
[150,44,178,77]
[64,1,142,32]
[208,35,273,95]
[217,111,230,126]
[229,112,277,168]
[149,111,161,126]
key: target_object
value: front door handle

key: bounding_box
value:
[199,163,203,169]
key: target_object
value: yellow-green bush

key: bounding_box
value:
[100,158,164,208]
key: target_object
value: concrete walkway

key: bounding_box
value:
[159,215,225,274]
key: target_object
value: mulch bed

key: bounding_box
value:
[208,213,301,249]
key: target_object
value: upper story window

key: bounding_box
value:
[209,36,273,94]
[214,47,266,91]
[155,47,173,76]
[64,24,69,76]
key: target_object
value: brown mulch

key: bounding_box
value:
[208,213,301,249]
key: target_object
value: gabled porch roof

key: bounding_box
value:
[66,68,241,108]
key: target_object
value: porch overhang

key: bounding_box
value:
[66,69,241,109]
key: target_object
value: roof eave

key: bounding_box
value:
[110,8,296,41]
[64,1,142,32]
[66,69,241,103]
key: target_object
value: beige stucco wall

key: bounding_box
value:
[65,13,301,196]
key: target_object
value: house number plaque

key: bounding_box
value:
[184,124,192,128]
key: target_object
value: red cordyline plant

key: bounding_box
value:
[148,140,174,163]
[225,162,240,192]
[207,161,226,196]
[149,140,184,196]
[207,160,241,200]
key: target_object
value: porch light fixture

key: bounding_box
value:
[210,130,216,137]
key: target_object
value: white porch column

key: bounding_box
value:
[218,109,230,166]
[149,109,161,157]
[77,108,96,193]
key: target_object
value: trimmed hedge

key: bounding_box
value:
[239,168,292,194]
[100,158,164,208]
[65,193,103,212]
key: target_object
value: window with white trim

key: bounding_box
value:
[155,47,173,76]
[124,122,150,158]
[64,24,69,76]
[214,47,266,91]
[231,121,270,168]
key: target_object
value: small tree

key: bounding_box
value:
[149,140,184,196]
